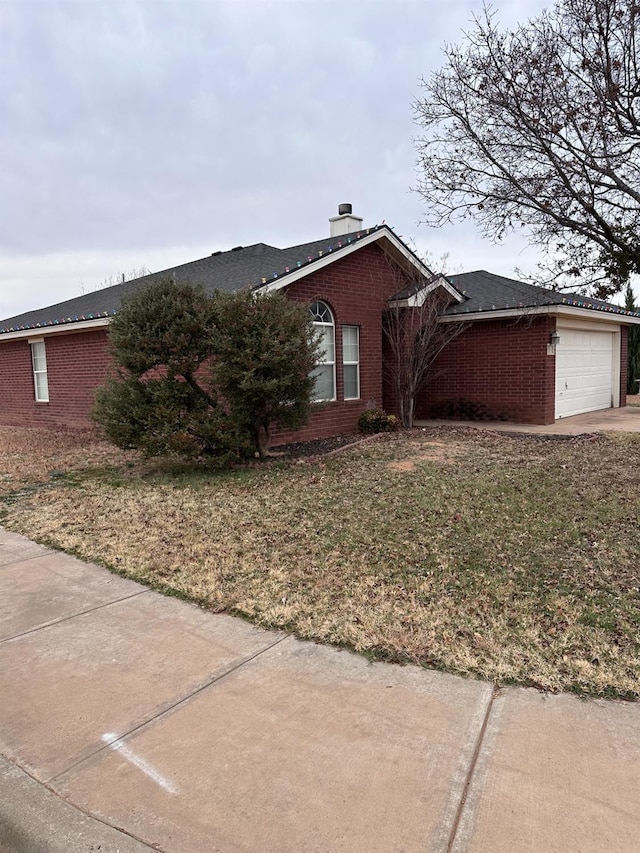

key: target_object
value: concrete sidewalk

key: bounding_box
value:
[1,528,638,853]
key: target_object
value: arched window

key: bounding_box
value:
[309,300,335,401]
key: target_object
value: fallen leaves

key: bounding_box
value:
[2,425,639,698]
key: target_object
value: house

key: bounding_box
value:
[417,271,640,424]
[1,205,639,439]
[0,206,459,442]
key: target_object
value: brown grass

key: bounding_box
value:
[0,426,135,498]
[1,425,639,699]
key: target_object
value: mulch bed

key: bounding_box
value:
[271,433,363,459]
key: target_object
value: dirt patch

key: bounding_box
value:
[419,441,461,463]
[387,442,460,471]
[387,460,416,472]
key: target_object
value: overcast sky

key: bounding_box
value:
[3,0,626,322]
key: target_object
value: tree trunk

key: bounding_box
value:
[255,422,270,458]
[406,395,415,429]
[400,396,409,429]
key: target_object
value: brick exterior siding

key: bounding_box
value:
[621,325,628,406]
[0,330,112,429]
[0,244,406,439]
[0,256,632,437]
[416,316,557,425]
[272,244,403,443]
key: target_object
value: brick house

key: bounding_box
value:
[418,270,640,424]
[1,207,639,438]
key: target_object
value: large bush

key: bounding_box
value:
[209,289,319,457]
[92,280,319,460]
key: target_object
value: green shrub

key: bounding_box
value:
[91,280,320,460]
[357,408,399,434]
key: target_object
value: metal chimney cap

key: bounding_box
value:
[338,203,352,216]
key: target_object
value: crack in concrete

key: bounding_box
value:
[0,588,151,645]
[0,754,164,853]
[0,542,54,570]
[46,632,289,786]
[445,684,498,853]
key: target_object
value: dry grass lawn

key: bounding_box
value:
[1,424,638,699]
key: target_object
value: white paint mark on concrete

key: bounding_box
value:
[102,732,178,795]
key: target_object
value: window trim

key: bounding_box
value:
[342,325,360,400]
[29,338,49,403]
[309,300,336,402]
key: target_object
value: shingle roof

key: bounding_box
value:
[0,226,391,335]
[4,243,639,336]
[446,270,640,320]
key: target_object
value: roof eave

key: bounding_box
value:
[252,227,461,299]
[0,317,111,342]
[440,304,640,324]
[389,275,464,308]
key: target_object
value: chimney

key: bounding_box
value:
[329,203,363,237]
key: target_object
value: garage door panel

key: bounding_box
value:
[555,329,613,418]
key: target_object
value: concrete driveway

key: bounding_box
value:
[417,403,640,435]
[1,527,638,853]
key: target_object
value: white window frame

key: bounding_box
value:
[309,300,336,402]
[342,325,360,400]
[29,338,49,402]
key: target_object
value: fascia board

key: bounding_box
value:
[439,304,640,326]
[389,275,463,308]
[254,228,448,296]
[0,317,110,342]
[433,275,465,302]
[553,304,640,325]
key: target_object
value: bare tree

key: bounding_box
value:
[80,266,151,295]
[414,0,640,299]
[383,267,467,429]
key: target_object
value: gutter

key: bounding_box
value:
[439,303,640,325]
[0,317,111,343]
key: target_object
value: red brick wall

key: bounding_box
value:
[0,329,112,428]
[1,294,631,437]
[0,245,407,440]
[416,316,557,425]
[272,244,405,443]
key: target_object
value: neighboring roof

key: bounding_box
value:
[446,270,640,321]
[0,224,446,336]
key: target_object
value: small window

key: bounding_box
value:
[309,300,336,401]
[342,326,360,400]
[30,340,49,402]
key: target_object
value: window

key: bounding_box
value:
[342,325,360,399]
[309,300,335,401]
[30,340,49,402]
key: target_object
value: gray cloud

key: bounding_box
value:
[2,0,593,319]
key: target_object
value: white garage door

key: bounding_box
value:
[555,328,614,419]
